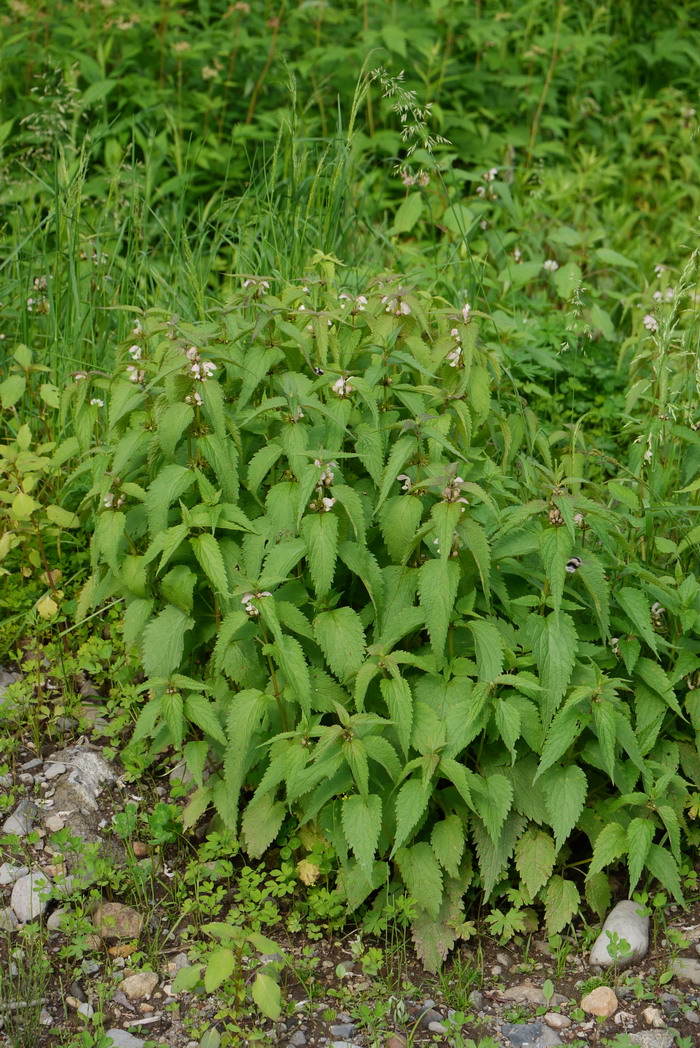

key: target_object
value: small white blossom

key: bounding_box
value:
[447,346,462,367]
[483,167,498,182]
[321,497,336,512]
[479,220,488,230]
[654,264,665,277]
[126,365,144,382]
[74,372,87,382]
[513,247,522,262]
[103,493,115,508]
[186,346,199,360]
[397,474,412,492]
[90,398,104,407]
[543,259,559,272]
[462,303,471,322]
[243,278,270,296]
[643,313,659,333]
[129,345,142,360]
[332,376,353,397]
[133,320,143,336]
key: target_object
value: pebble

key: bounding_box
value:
[0,906,18,931]
[671,956,700,985]
[501,983,567,1007]
[385,1037,407,1048]
[418,1007,444,1029]
[0,862,30,885]
[330,1025,357,1038]
[625,1033,675,1048]
[685,1009,700,1024]
[589,899,649,969]
[43,761,66,780]
[121,971,159,1000]
[643,1006,666,1028]
[10,870,53,922]
[44,814,65,832]
[580,985,618,1018]
[330,1043,359,1048]
[428,1021,447,1034]
[0,773,12,788]
[468,989,484,1010]
[3,798,38,836]
[289,1033,306,1046]
[497,951,514,968]
[78,1002,95,1019]
[491,964,502,975]
[104,1032,146,1048]
[92,901,144,940]
[543,1013,572,1030]
[501,1021,562,1047]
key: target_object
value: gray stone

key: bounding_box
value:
[77,1001,94,1019]
[0,773,12,788]
[10,871,53,922]
[104,1032,146,1048]
[501,984,567,1007]
[468,989,484,1010]
[501,1022,562,1047]
[93,901,144,940]
[624,1033,675,1048]
[589,899,649,969]
[418,1007,443,1029]
[3,798,38,836]
[47,908,68,931]
[0,862,30,885]
[330,1025,357,1038]
[330,1043,358,1048]
[121,971,159,999]
[21,758,42,771]
[685,1009,700,1024]
[289,1033,307,1047]
[0,906,18,931]
[43,761,66,780]
[671,957,700,986]
[428,1021,447,1034]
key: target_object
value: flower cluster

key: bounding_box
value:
[90,398,104,407]
[242,277,270,297]
[331,376,353,398]
[543,259,559,273]
[241,591,271,616]
[643,313,659,333]
[314,458,336,488]
[339,293,368,313]
[185,346,216,382]
[653,287,674,302]
[26,276,50,314]
[399,168,430,187]
[126,365,145,383]
[476,168,498,200]
[104,492,124,509]
[382,294,411,316]
[397,473,412,492]
[441,476,469,506]
[447,328,462,367]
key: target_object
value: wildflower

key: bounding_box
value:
[479,220,488,230]
[90,398,104,407]
[462,303,471,323]
[476,185,486,197]
[321,497,336,512]
[241,590,271,616]
[133,320,143,336]
[611,637,621,657]
[126,365,145,383]
[483,167,498,182]
[128,345,142,360]
[543,259,559,272]
[185,391,203,406]
[202,65,219,81]
[103,493,115,508]
[242,277,270,296]
[643,313,659,333]
[400,169,416,187]
[397,474,412,492]
[74,372,87,382]
[447,345,462,367]
[186,346,198,360]
[332,376,353,397]
[442,476,469,505]
[339,293,367,313]
[513,247,522,262]
[418,172,430,187]
[382,295,411,316]
[654,264,665,278]
[201,361,217,379]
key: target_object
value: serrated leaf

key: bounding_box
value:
[341,793,382,871]
[616,588,659,655]
[161,565,196,614]
[272,633,311,716]
[301,512,338,598]
[588,822,628,877]
[393,778,430,853]
[494,697,521,755]
[544,875,580,934]
[418,558,459,657]
[627,818,655,892]
[585,871,612,921]
[241,791,285,858]
[541,765,587,850]
[515,828,556,897]
[411,892,464,974]
[94,511,126,573]
[204,948,235,993]
[223,689,267,829]
[460,517,491,600]
[380,676,413,756]
[123,598,154,650]
[158,401,194,458]
[472,811,525,898]
[145,464,195,535]
[593,701,618,780]
[142,604,194,679]
[162,692,185,746]
[530,612,578,726]
[431,815,465,878]
[251,972,282,1020]
[431,501,463,561]
[247,443,284,493]
[645,843,683,903]
[45,504,80,528]
[395,842,443,919]
[473,774,513,844]
[656,805,681,863]
[314,607,365,682]
[185,693,227,746]
[376,436,416,511]
[540,528,572,615]
[0,374,26,408]
[468,619,504,680]
[378,496,423,563]
[578,551,610,639]
[332,484,367,542]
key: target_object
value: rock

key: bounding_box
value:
[330,1025,357,1038]
[428,1021,447,1034]
[534,941,553,959]
[10,871,53,922]
[685,1009,700,1024]
[643,1006,666,1028]
[104,1032,146,1048]
[386,1037,407,1048]
[120,971,159,999]
[468,989,484,1010]
[77,1001,94,1019]
[543,1013,572,1030]
[0,906,18,931]
[491,964,503,975]
[671,957,700,986]
[418,1007,444,1029]
[47,908,68,931]
[497,950,514,968]
[289,1033,307,1046]
[502,983,568,1007]
[625,1034,675,1048]
[589,900,649,969]
[330,1043,358,1048]
[501,1021,562,1047]
[93,902,144,940]
[0,862,30,885]
[47,744,116,793]
[43,761,66,780]
[44,814,65,832]
[580,985,618,1018]
[3,799,38,836]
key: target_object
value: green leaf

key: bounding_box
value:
[241,791,285,858]
[494,697,521,755]
[123,598,154,650]
[301,512,338,598]
[541,765,587,851]
[272,633,311,716]
[247,443,284,493]
[656,805,681,863]
[162,692,185,746]
[472,774,513,844]
[204,948,235,993]
[251,972,282,1020]
[223,689,268,829]
[553,261,582,299]
[418,558,459,657]
[171,965,203,993]
[378,496,423,563]
[190,533,228,599]
[380,676,413,756]
[431,501,463,561]
[341,793,382,871]
[588,822,628,877]
[376,436,416,512]
[617,588,659,655]
[314,607,366,682]
[595,247,637,268]
[627,818,655,892]
[544,875,580,934]
[393,192,423,233]
[161,565,196,614]
[142,604,194,679]
[472,811,525,898]
[395,842,443,919]
[0,374,26,408]
[460,518,491,602]
[199,1030,221,1048]
[94,511,126,573]
[158,401,194,458]
[645,843,683,903]
[146,464,195,536]
[185,693,227,746]
[332,484,367,543]
[431,815,465,878]
[45,505,80,528]
[393,778,431,853]
[578,551,610,639]
[585,871,612,921]
[593,700,618,780]
[540,528,573,617]
[468,620,505,680]
[530,612,578,726]
[411,892,464,974]
[515,828,556,897]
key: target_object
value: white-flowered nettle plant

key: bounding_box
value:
[78,272,700,969]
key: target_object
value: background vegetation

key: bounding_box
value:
[3,0,700,981]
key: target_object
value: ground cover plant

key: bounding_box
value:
[3,1,700,1045]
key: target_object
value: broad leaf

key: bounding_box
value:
[342,793,382,871]
[418,558,460,657]
[314,607,366,682]
[395,842,443,919]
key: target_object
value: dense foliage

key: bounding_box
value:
[2,0,700,970]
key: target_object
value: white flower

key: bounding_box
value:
[381,295,411,316]
[462,303,471,322]
[90,398,104,407]
[543,259,559,272]
[103,493,115,508]
[332,376,353,397]
[397,474,412,492]
[483,167,498,182]
[201,361,217,379]
[643,313,659,333]
[654,264,665,277]
[133,320,143,336]
[242,278,270,296]
[74,372,87,382]
[479,220,488,230]
[321,497,336,512]
[447,346,462,367]
[513,247,522,262]
[653,290,663,302]
[476,185,486,197]
[186,346,198,361]
[126,365,144,382]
